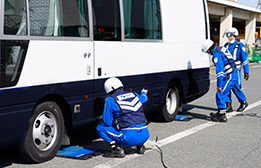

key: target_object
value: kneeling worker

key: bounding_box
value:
[202,39,247,122]
[96,77,150,158]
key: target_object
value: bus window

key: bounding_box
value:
[29,0,89,37]
[0,40,28,88]
[92,0,121,41]
[4,0,28,35]
[123,0,162,39]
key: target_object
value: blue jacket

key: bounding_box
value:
[102,90,148,128]
[212,46,236,88]
[225,39,249,73]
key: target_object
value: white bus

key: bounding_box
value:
[0,0,210,163]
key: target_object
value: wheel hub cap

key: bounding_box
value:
[32,111,57,151]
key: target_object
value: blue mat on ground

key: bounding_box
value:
[175,115,193,121]
[57,146,101,159]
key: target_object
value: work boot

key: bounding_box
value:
[225,102,233,112]
[103,142,125,158]
[136,145,145,154]
[210,111,227,122]
[237,101,248,112]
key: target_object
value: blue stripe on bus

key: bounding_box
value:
[0,67,209,107]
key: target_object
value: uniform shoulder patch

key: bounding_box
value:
[214,57,218,63]
[242,47,246,52]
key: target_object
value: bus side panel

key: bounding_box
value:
[93,68,209,114]
[0,103,33,150]
[65,95,95,134]
[121,42,210,104]
[161,0,209,68]
[180,68,210,104]
[0,81,93,107]
[16,40,94,88]
[161,0,207,44]
[0,80,96,147]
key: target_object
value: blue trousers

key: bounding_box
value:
[96,123,150,147]
[216,71,246,110]
[225,70,245,103]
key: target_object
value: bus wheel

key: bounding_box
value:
[160,85,179,122]
[19,101,64,163]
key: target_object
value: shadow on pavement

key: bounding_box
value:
[0,147,28,167]
[181,104,216,121]
[146,104,215,122]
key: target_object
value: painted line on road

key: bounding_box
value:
[156,122,215,147]
[93,100,261,168]
[243,100,261,111]
[225,100,261,119]
[250,65,261,68]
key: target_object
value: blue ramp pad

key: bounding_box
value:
[57,146,101,160]
[175,115,193,121]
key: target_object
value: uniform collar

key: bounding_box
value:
[229,39,238,46]
[212,46,217,54]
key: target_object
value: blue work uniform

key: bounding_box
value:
[212,46,246,111]
[96,90,150,147]
[224,39,249,103]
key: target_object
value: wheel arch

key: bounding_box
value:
[167,78,183,107]
[34,94,72,136]
[94,97,105,124]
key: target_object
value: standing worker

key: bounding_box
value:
[201,39,247,122]
[96,77,150,158]
[223,27,249,112]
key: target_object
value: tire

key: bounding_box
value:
[159,85,180,122]
[19,101,64,163]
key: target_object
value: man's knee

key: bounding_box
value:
[96,124,107,134]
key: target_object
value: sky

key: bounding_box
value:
[238,0,260,8]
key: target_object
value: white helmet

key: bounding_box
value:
[201,39,214,52]
[104,77,123,94]
[224,27,239,37]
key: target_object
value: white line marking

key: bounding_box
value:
[243,100,261,111]
[250,65,261,68]
[156,122,215,147]
[93,100,261,168]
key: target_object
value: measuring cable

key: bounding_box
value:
[154,136,168,168]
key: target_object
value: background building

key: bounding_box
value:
[207,0,261,47]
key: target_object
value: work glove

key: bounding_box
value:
[244,73,249,81]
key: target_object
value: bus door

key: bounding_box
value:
[90,0,122,122]
[92,0,122,86]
